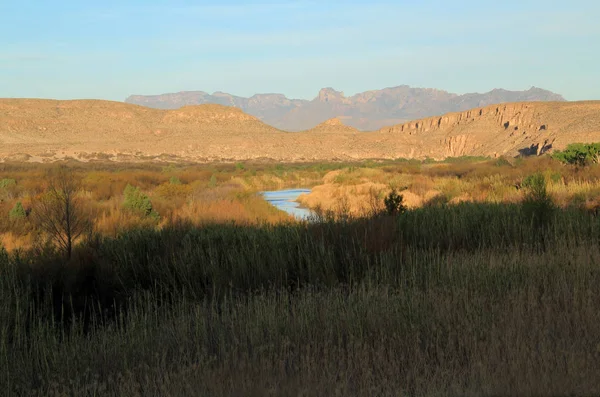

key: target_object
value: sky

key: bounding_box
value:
[1,0,599,101]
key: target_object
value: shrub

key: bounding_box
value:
[0,178,16,189]
[9,201,26,220]
[522,173,555,228]
[123,184,159,220]
[384,189,407,215]
[208,174,217,188]
[552,143,600,166]
[169,176,181,185]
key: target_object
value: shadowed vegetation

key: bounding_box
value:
[2,155,600,395]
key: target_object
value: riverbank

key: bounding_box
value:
[261,188,313,220]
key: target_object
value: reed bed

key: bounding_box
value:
[1,201,600,396]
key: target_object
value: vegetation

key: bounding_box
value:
[552,142,600,165]
[0,178,16,189]
[2,201,600,395]
[383,188,406,215]
[122,183,159,220]
[8,201,26,220]
[31,166,92,259]
[2,154,600,394]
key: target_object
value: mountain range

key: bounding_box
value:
[125,86,566,131]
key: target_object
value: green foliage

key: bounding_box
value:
[0,178,16,189]
[208,174,218,188]
[521,173,555,228]
[169,176,182,185]
[235,162,245,171]
[494,157,513,167]
[9,201,26,220]
[161,164,179,174]
[444,155,490,163]
[123,184,159,219]
[552,143,600,166]
[383,189,406,215]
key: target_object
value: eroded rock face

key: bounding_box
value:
[381,103,546,135]
[375,102,593,159]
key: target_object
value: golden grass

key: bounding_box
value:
[5,156,600,251]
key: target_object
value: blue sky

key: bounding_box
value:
[1,0,598,101]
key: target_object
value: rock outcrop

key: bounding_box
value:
[379,102,600,159]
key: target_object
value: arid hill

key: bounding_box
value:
[126,86,565,131]
[1,99,599,163]
[302,118,360,134]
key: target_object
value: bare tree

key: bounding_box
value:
[32,166,91,259]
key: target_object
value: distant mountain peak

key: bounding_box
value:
[317,87,346,103]
[125,85,566,131]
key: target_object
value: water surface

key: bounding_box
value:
[261,188,313,220]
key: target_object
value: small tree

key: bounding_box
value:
[9,201,26,220]
[32,166,91,259]
[123,184,159,219]
[384,189,407,215]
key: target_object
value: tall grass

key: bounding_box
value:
[2,201,600,395]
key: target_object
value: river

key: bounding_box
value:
[261,188,313,220]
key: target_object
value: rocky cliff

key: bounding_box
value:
[379,102,600,159]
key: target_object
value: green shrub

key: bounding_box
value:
[123,184,159,219]
[208,174,217,188]
[169,176,182,185]
[0,178,16,189]
[384,189,406,215]
[522,173,555,228]
[552,143,600,166]
[9,201,26,220]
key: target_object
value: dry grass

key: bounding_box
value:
[297,156,600,216]
[3,203,600,395]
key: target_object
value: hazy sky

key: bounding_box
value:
[1,0,598,101]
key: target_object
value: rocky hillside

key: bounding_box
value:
[379,101,600,159]
[1,99,599,163]
[126,86,565,131]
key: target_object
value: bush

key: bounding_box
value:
[552,143,600,166]
[0,178,16,189]
[123,184,159,219]
[208,174,217,188]
[522,173,555,228]
[9,201,26,220]
[384,189,406,215]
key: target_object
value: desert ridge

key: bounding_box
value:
[1,98,600,162]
